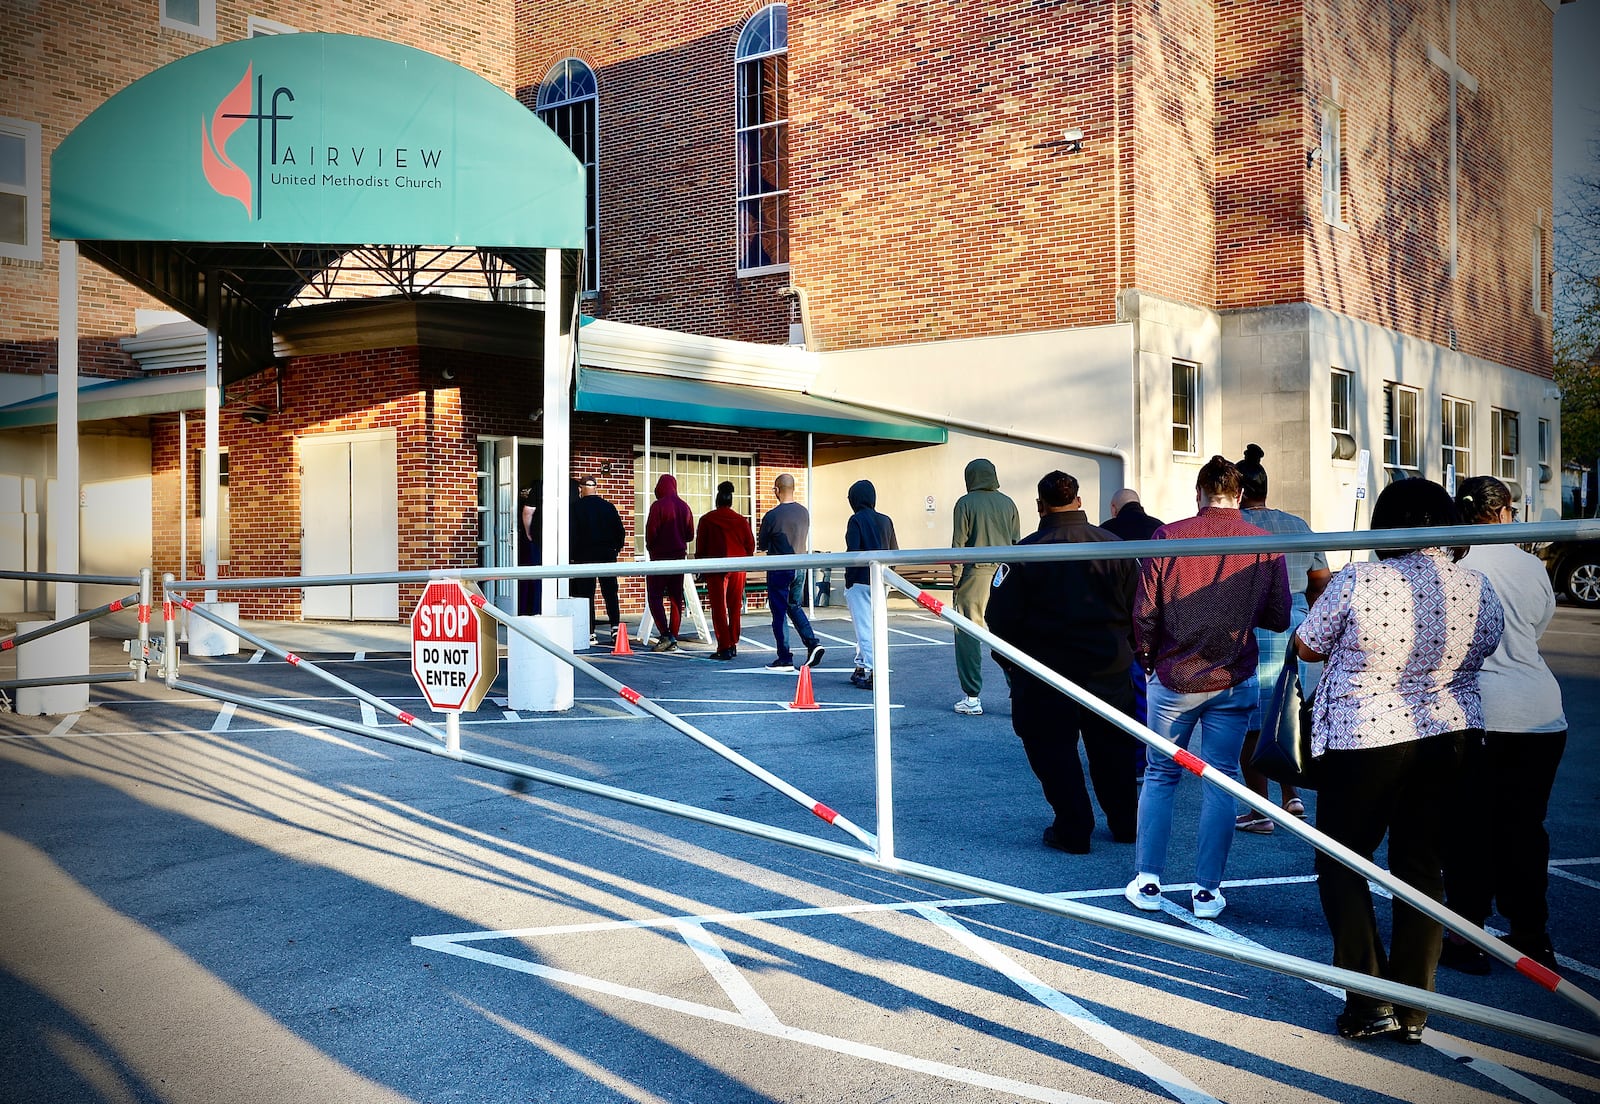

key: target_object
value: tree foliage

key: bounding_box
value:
[1556,159,1600,469]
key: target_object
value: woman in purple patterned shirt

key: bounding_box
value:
[1293,478,1504,1045]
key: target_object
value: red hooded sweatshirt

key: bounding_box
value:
[696,507,756,562]
[644,474,694,560]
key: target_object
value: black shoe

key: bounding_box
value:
[1042,825,1090,855]
[1336,1006,1399,1041]
[1397,1022,1426,1045]
[766,657,796,671]
[728,645,738,659]
[850,671,873,690]
[805,643,826,668]
[1439,935,1492,976]
[1506,931,1559,971]
[708,649,731,661]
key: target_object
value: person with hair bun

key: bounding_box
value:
[1126,456,1292,920]
[1234,443,1332,830]
[1293,477,1504,1044]
[1439,476,1568,974]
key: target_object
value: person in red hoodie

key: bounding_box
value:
[644,473,695,651]
[696,481,757,660]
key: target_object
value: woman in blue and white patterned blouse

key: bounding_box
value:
[1293,478,1504,1045]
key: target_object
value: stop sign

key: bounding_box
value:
[411,580,496,712]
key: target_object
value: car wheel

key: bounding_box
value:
[1563,554,1600,609]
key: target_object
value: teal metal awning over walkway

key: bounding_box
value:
[0,372,205,430]
[575,366,947,444]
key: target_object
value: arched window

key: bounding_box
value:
[537,58,600,294]
[735,4,788,273]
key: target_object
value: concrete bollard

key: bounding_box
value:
[555,596,591,651]
[187,601,240,657]
[16,621,90,715]
[509,614,573,712]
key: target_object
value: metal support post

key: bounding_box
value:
[870,561,894,862]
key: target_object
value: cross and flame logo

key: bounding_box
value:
[200,65,295,221]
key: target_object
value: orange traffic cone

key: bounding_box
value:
[612,626,635,656]
[790,663,818,710]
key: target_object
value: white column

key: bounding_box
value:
[540,248,569,614]
[55,240,80,620]
[202,272,221,603]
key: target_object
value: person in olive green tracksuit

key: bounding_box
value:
[950,458,1021,715]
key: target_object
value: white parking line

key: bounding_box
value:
[210,702,236,733]
[675,920,781,1029]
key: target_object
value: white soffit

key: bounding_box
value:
[578,317,818,392]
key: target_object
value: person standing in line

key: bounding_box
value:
[1126,455,1291,920]
[644,473,694,652]
[1293,478,1502,1044]
[1440,476,1567,974]
[518,482,542,616]
[756,473,825,672]
[844,479,898,690]
[1234,444,1332,832]
[1102,488,1165,778]
[949,458,1021,716]
[696,481,756,661]
[570,475,628,644]
[987,470,1139,853]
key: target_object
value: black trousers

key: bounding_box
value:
[1315,730,1467,1027]
[1011,670,1138,848]
[1444,729,1568,937]
[571,571,621,627]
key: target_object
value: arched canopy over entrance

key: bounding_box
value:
[52,32,585,381]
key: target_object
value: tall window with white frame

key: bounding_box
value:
[1383,382,1421,482]
[1492,408,1520,489]
[0,118,42,263]
[735,4,789,274]
[537,59,600,295]
[1321,100,1343,225]
[1172,360,1199,456]
[1330,368,1357,459]
[1533,213,1547,315]
[1440,396,1472,491]
[634,448,755,552]
[1539,418,1552,485]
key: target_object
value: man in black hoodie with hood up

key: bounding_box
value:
[844,479,898,690]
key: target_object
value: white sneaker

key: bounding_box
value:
[1192,888,1226,919]
[1125,874,1163,911]
[954,696,983,716]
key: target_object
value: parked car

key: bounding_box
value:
[1538,540,1600,609]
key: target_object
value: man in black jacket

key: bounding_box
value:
[570,476,628,642]
[988,471,1139,854]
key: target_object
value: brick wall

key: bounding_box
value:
[0,0,516,377]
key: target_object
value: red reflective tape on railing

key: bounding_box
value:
[285,653,302,666]
[1174,749,1206,775]
[812,802,839,824]
[1515,956,1562,991]
[108,599,125,613]
[180,597,195,610]
[164,599,174,619]
[138,604,150,624]
[916,590,945,615]
[469,592,487,607]
[398,711,416,725]
[619,686,641,704]
[0,639,12,652]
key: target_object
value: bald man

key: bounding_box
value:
[756,474,825,671]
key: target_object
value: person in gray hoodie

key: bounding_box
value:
[949,458,1021,715]
[844,479,898,689]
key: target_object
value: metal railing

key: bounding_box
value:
[35,517,1599,1058]
[0,568,152,705]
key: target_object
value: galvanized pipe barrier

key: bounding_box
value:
[464,585,877,850]
[165,670,1600,1061]
[173,587,458,753]
[880,564,1600,1031]
[0,591,138,655]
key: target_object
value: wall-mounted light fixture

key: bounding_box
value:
[241,404,271,425]
[440,366,456,381]
[1062,128,1084,154]
[1306,146,1323,169]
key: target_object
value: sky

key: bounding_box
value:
[1554,1,1600,210]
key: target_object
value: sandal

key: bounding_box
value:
[1284,797,1306,818]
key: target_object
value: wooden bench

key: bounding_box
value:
[888,563,957,594]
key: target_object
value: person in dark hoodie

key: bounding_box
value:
[644,473,695,651]
[949,458,1021,716]
[987,470,1139,854]
[844,479,898,689]
[695,481,756,660]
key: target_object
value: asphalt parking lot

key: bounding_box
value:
[2,600,1599,1103]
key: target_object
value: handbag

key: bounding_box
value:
[1248,657,1320,790]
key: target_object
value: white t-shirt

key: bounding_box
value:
[1460,541,1567,733]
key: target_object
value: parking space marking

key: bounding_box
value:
[47,713,81,739]
[675,920,782,1029]
[209,702,236,733]
[914,905,1220,1104]
[1551,867,1600,892]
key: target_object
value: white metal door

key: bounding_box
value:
[493,438,518,616]
[300,432,399,620]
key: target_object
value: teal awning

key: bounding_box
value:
[0,372,204,430]
[575,367,947,444]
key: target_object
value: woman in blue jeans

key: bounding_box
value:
[1127,456,1291,919]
